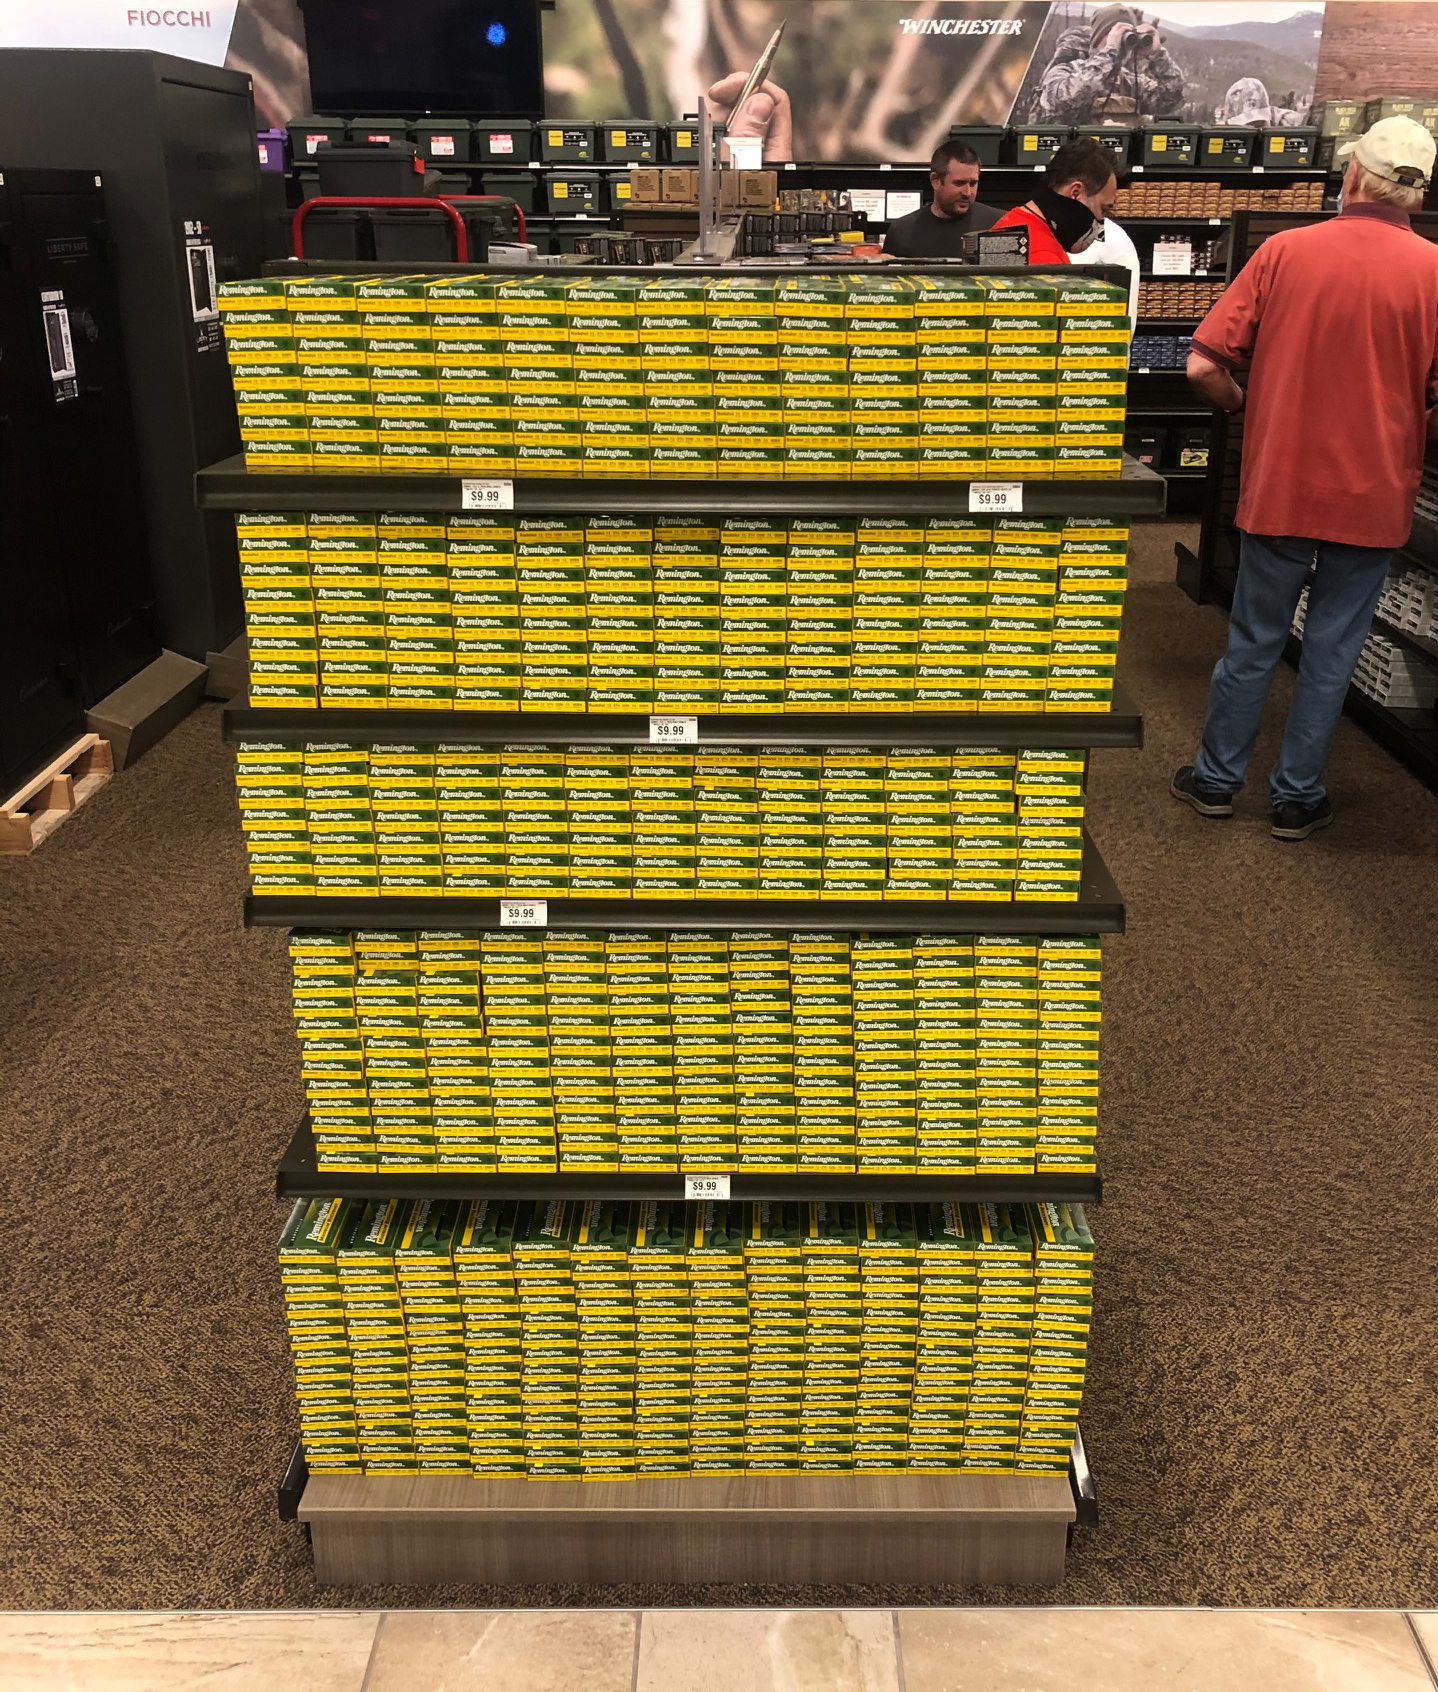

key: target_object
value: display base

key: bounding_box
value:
[298,1470,1075,1586]
[204,635,248,700]
[85,648,207,770]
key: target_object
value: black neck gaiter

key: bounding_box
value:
[1030,181,1100,251]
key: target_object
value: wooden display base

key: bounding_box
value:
[299,1471,1075,1587]
[0,733,113,854]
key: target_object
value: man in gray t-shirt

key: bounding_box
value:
[883,139,1000,260]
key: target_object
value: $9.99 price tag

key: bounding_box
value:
[684,1173,732,1201]
[968,482,1023,514]
[461,477,514,511]
[499,897,547,928]
[649,715,698,745]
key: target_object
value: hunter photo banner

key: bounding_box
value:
[0,0,1327,142]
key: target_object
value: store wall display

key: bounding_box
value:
[1137,278,1225,320]
[1115,178,1324,217]
[1315,5,1438,108]
[1293,587,1438,709]
[217,271,1130,482]
[236,741,1091,902]
[278,1193,1095,1478]
[22,0,1438,155]
[234,511,1128,714]
[284,928,1102,1176]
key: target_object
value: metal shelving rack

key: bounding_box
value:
[217,261,1153,1586]
[277,1119,1104,1207]
[241,828,1125,936]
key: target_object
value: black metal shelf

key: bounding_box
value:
[1285,631,1438,792]
[244,831,1123,935]
[1136,316,1202,327]
[277,1119,1102,1205]
[1122,215,1229,227]
[223,687,1143,751]
[197,453,1166,515]
[1404,509,1438,568]
[1127,165,1327,179]
[1372,613,1438,666]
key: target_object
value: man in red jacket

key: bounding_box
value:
[1172,116,1438,840]
[991,138,1118,263]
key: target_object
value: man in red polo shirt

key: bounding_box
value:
[991,138,1118,263]
[1172,116,1438,840]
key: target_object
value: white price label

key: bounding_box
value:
[649,714,698,744]
[1152,241,1192,276]
[684,1174,731,1201]
[461,478,513,510]
[500,898,548,927]
[1209,217,1222,226]
[490,133,515,155]
[879,162,892,172]
[1131,164,1145,174]
[1252,165,1264,174]
[968,482,1023,513]
[431,135,456,157]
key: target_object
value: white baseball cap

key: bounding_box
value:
[1338,115,1436,188]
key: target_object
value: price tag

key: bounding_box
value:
[1252,165,1264,174]
[649,714,698,745]
[1152,240,1192,276]
[879,162,892,172]
[1136,366,1151,374]
[969,482,1023,514]
[684,1174,731,1201]
[1131,164,1145,174]
[461,478,513,510]
[500,898,548,927]
[1209,217,1222,225]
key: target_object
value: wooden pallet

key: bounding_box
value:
[0,734,113,854]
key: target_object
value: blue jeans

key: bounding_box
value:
[1193,530,1392,807]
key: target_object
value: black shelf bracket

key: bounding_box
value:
[278,1440,308,1524]
[276,1119,1103,1206]
[197,454,1167,516]
[223,690,1144,752]
[245,831,1124,936]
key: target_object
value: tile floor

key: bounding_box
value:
[3,1607,1437,1692]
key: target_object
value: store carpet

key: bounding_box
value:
[3,519,1437,1611]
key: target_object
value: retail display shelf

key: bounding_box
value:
[1122,215,1229,226]
[1284,631,1438,790]
[294,1466,1077,1585]
[223,689,1144,751]
[1136,316,1202,328]
[1372,614,1438,664]
[197,454,1167,515]
[244,832,1123,935]
[1404,509,1438,565]
[276,1118,1104,1205]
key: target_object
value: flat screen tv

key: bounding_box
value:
[301,0,545,118]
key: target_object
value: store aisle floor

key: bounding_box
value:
[2,520,1436,1610]
[5,1606,1438,1690]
